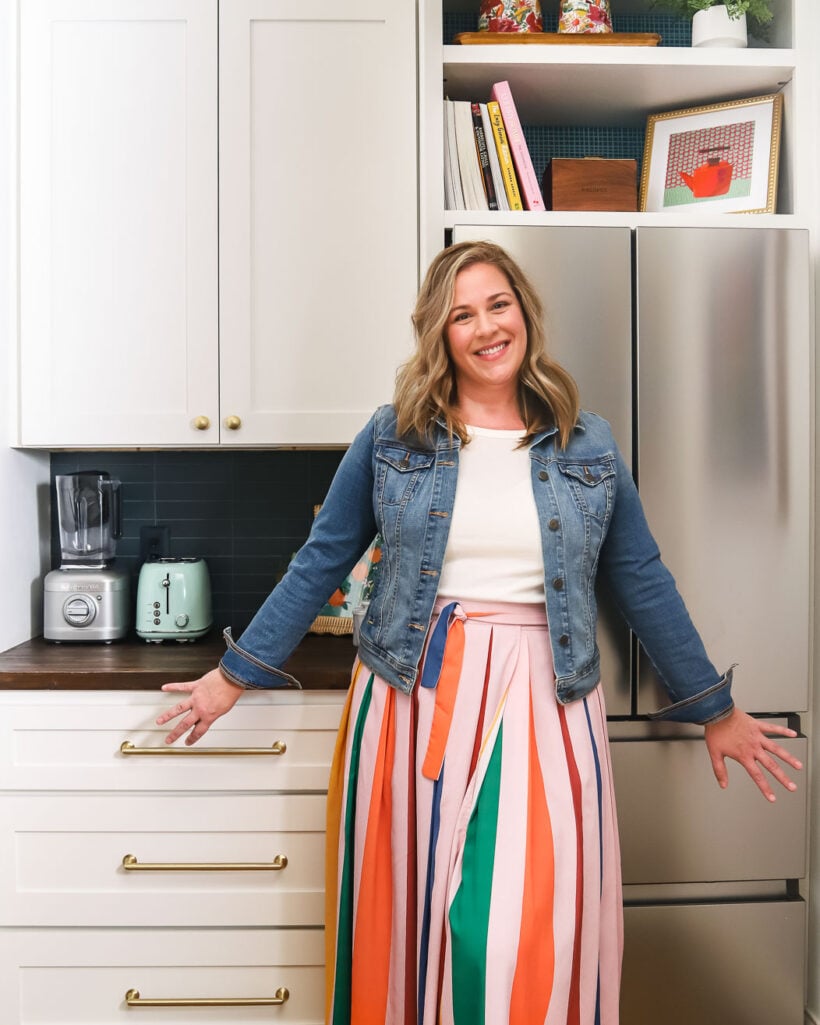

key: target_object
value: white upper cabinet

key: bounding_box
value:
[19,0,219,447]
[218,0,418,446]
[17,0,419,448]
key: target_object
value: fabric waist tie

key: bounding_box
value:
[420,600,547,781]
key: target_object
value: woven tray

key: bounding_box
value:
[454,32,661,46]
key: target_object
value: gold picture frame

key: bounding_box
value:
[639,93,783,214]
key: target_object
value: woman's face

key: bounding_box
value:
[445,262,528,402]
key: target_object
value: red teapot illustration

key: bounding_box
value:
[680,145,733,198]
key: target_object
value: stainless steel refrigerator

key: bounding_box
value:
[453,224,810,1025]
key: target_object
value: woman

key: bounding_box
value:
[158,241,801,1025]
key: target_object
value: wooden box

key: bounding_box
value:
[542,158,638,211]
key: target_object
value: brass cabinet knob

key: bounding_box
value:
[191,416,211,431]
[224,415,242,431]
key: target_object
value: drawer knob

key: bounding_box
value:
[125,987,289,1007]
[119,740,286,757]
[122,853,288,872]
[224,415,242,430]
[191,415,211,431]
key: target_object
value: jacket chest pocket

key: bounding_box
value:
[556,461,615,522]
[375,445,435,508]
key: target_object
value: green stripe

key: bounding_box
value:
[332,674,374,1025]
[449,723,503,1025]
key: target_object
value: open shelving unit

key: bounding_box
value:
[420,0,808,263]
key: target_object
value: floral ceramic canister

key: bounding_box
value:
[558,0,613,33]
[479,0,543,33]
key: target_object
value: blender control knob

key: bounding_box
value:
[63,594,96,627]
[175,614,189,628]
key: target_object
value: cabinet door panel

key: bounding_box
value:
[19,0,218,447]
[219,0,418,445]
[0,929,325,1024]
[0,794,327,926]
[0,692,345,791]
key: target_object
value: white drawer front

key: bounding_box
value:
[0,692,345,791]
[0,794,328,926]
[0,929,325,1024]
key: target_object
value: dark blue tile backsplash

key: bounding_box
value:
[50,450,345,635]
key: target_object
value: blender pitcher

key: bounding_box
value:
[55,472,122,568]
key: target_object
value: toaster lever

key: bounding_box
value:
[162,573,170,614]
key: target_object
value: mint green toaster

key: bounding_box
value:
[136,557,213,642]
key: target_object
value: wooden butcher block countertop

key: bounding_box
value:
[0,631,355,691]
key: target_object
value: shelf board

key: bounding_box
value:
[443,210,808,230]
[442,47,795,126]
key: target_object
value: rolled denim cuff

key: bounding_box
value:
[218,628,302,691]
[647,664,735,725]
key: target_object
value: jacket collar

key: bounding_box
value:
[429,410,586,450]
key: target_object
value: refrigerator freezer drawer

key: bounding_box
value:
[612,734,807,884]
[622,899,805,1025]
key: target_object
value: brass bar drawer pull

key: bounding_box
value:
[119,740,286,756]
[125,987,289,1007]
[122,853,288,872]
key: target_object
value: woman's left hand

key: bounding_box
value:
[704,706,802,802]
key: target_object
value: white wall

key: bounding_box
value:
[0,0,50,653]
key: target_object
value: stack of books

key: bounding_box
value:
[444,81,544,212]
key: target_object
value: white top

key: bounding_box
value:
[437,425,545,604]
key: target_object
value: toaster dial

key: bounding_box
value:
[63,593,97,628]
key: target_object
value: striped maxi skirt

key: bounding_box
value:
[325,600,623,1025]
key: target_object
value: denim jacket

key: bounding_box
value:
[220,404,734,725]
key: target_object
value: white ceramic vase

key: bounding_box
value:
[691,5,748,47]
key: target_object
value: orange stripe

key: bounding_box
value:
[324,670,359,1023]
[351,685,396,1024]
[510,693,556,1023]
[421,618,465,780]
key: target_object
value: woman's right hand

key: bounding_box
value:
[156,667,244,746]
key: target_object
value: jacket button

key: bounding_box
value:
[558,634,569,647]
[538,470,549,481]
[552,577,564,591]
[548,518,559,531]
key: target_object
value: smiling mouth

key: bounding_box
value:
[475,341,509,357]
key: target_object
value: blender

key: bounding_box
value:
[43,472,130,642]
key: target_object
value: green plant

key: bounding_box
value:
[649,0,774,38]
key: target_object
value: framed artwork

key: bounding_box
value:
[639,93,783,214]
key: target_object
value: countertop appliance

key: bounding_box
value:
[44,471,129,643]
[454,224,810,1025]
[136,557,213,642]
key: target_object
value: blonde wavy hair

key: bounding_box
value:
[394,240,580,448]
